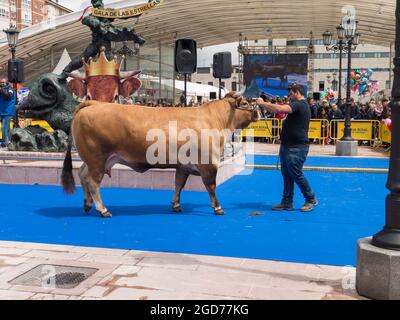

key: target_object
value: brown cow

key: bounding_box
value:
[61,92,259,218]
[68,71,142,103]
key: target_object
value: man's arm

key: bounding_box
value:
[256,98,293,114]
[0,87,14,101]
[82,15,102,30]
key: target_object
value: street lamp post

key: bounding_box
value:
[356,0,400,300]
[3,25,20,129]
[372,1,400,250]
[323,19,360,155]
[332,72,338,92]
[115,41,139,71]
[323,25,358,120]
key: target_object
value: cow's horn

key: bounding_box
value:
[224,91,240,100]
[68,71,86,81]
[120,70,142,79]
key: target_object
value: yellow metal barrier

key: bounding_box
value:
[380,121,392,145]
[242,118,281,142]
[308,119,330,145]
[0,119,53,139]
[330,120,381,144]
[237,119,390,146]
[243,118,331,145]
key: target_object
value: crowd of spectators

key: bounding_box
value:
[125,94,393,127]
[307,97,392,121]
[250,94,392,145]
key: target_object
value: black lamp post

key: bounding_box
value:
[332,72,338,91]
[115,41,139,71]
[343,21,361,141]
[323,24,360,133]
[3,25,20,129]
[372,0,400,250]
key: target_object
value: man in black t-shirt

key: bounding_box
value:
[257,85,317,212]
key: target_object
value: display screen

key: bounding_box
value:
[243,54,308,98]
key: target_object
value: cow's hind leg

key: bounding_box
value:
[172,168,190,213]
[198,165,224,215]
[87,167,111,218]
[79,163,93,214]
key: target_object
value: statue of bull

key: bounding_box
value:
[18,73,79,134]
[62,93,259,218]
[68,70,142,103]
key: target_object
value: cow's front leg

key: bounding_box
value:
[198,165,224,216]
[172,168,190,213]
[79,163,93,214]
[87,171,111,218]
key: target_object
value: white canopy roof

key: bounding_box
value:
[155,78,229,99]
[51,48,71,75]
[0,0,396,83]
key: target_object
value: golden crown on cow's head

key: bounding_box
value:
[83,47,122,77]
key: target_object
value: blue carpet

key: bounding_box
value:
[247,154,389,169]
[0,166,386,267]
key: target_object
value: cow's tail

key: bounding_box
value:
[61,132,76,194]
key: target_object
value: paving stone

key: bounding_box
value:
[0,241,74,252]
[112,265,142,276]
[0,289,35,300]
[30,293,70,300]
[0,248,31,256]
[136,255,199,271]
[247,286,326,300]
[113,267,253,299]
[23,250,86,260]
[102,288,247,300]
[81,286,110,298]
[69,246,129,256]
[78,253,141,265]
[0,256,30,266]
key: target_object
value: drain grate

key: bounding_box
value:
[9,265,98,289]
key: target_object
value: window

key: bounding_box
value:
[386,80,391,90]
[319,81,325,91]
[287,39,310,47]
[208,82,213,86]
[316,52,390,59]
[197,82,202,85]
[232,82,237,92]
[221,82,225,88]
[197,67,210,74]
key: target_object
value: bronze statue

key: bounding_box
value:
[61,0,146,79]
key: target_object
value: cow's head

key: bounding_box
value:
[68,70,142,103]
[224,92,260,122]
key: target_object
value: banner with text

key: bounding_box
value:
[92,0,163,19]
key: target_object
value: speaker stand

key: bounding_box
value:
[219,78,222,99]
[184,74,187,107]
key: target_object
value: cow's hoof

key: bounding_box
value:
[215,208,225,216]
[83,204,92,214]
[100,210,112,218]
[173,206,183,213]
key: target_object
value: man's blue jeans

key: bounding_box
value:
[279,144,315,204]
[1,116,12,146]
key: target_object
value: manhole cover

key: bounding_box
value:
[9,265,98,289]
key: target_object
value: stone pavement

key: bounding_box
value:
[0,241,364,300]
[0,144,381,300]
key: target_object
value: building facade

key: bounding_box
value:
[192,38,393,101]
[0,0,71,31]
